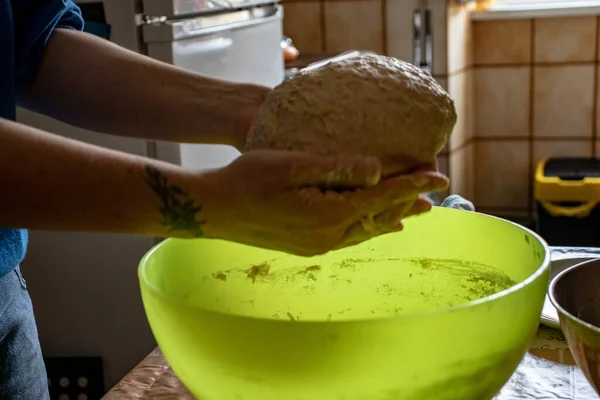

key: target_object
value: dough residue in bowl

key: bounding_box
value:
[204,257,516,322]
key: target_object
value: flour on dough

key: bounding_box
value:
[245,54,457,176]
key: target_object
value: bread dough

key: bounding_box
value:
[244,54,457,176]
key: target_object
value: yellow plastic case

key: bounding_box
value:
[535,158,600,218]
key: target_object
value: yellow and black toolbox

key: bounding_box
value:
[535,157,600,246]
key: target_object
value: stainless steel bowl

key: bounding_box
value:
[541,248,600,328]
[549,258,600,395]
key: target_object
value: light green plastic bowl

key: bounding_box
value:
[139,207,550,400]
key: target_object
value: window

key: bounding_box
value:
[473,0,600,17]
[493,0,600,6]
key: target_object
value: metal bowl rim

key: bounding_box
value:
[540,256,600,329]
[549,258,600,334]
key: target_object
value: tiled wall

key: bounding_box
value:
[472,16,600,220]
[447,1,474,201]
[282,0,476,201]
[283,0,385,54]
[284,0,388,55]
[282,0,447,74]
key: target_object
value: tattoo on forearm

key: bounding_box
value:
[144,165,205,237]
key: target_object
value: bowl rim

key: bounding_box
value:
[139,208,552,323]
[548,258,600,334]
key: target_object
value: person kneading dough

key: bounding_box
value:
[245,54,457,178]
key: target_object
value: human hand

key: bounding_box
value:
[198,150,448,256]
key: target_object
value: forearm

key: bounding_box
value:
[18,29,268,150]
[0,118,209,237]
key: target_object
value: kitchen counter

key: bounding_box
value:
[101,325,597,399]
[102,347,194,399]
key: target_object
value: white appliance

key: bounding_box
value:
[16,0,284,390]
[108,0,285,169]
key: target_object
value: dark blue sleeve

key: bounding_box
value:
[11,0,84,89]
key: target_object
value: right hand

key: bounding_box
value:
[199,150,448,256]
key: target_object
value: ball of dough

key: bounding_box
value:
[244,54,457,176]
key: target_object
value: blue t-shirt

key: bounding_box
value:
[0,0,84,277]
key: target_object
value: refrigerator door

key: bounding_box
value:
[142,0,279,19]
[144,5,284,170]
[143,5,284,87]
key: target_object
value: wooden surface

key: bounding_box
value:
[101,348,194,399]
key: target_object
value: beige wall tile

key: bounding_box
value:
[535,16,597,63]
[474,140,530,209]
[533,140,592,168]
[386,0,418,62]
[534,65,595,138]
[594,140,600,156]
[283,2,324,52]
[324,1,384,54]
[474,67,530,137]
[449,144,474,200]
[447,2,472,74]
[598,17,600,61]
[473,20,532,65]
[596,67,600,140]
[448,70,473,150]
